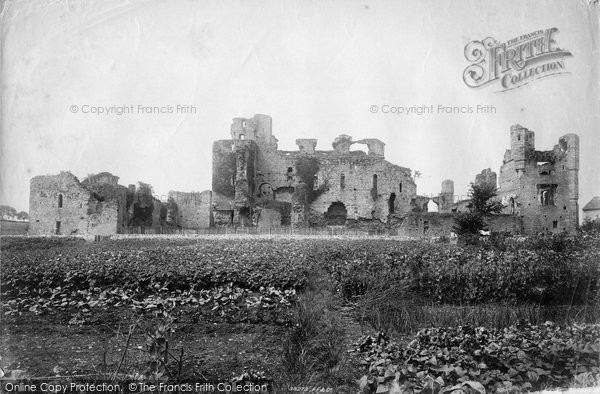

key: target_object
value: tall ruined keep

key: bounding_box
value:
[429,125,580,235]
[497,124,579,234]
[211,114,420,228]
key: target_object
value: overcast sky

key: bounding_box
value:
[1,0,598,214]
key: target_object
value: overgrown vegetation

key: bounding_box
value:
[581,217,600,235]
[355,322,600,393]
[1,235,599,392]
[282,274,355,389]
[295,157,328,203]
[323,236,599,305]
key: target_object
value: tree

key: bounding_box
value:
[0,205,17,219]
[468,183,503,215]
[581,217,600,235]
[452,182,503,236]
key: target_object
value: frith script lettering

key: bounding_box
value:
[463,28,572,92]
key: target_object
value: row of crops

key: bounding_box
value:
[2,235,600,315]
[2,235,600,392]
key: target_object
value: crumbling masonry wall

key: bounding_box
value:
[29,171,128,235]
[212,114,418,228]
[498,125,579,234]
[168,190,213,228]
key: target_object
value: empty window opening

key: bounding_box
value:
[559,139,568,152]
[553,220,558,229]
[423,220,430,234]
[313,175,319,190]
[239,134,245,140]
[340,173,346,189]
[399,182,403,193]
[58,194,63,208]
[388,193,396,213]
[537,162,553,175]
[286,167,294,182]
[371,174,378,200]
[55,221,61,235]
[538,184,557,206]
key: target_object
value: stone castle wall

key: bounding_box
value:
[498,125,579,234]
[168,190,213,228]
[29,171,127,235]
[397,212,521,237]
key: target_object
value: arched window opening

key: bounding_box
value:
[58,194,63,208]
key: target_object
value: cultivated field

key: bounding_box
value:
[1,234,600,393]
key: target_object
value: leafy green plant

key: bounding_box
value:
[355,322,600,393]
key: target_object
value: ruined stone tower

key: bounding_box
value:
[498,124,579,234]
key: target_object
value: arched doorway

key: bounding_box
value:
[326,202,347,225]
[388,193,396,214]
[427,200,438,213]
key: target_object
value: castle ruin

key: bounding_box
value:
[27,115,580,236]
[210,114,423,229]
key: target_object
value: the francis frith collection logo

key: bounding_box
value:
[463,28,572,92]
